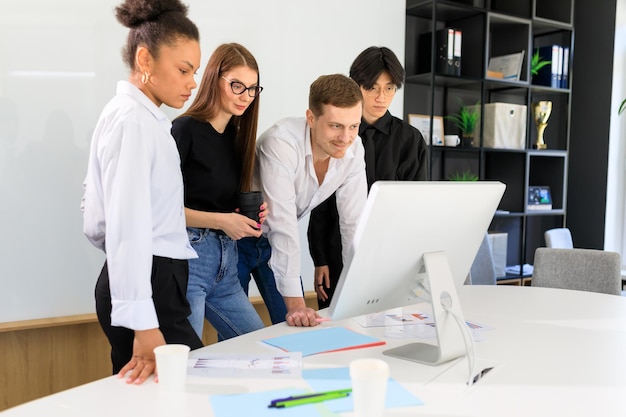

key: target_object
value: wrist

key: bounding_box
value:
[284,296,306,311]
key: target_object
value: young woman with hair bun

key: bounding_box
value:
[82,0,203,385]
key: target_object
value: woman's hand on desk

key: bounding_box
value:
[118,328,166,385]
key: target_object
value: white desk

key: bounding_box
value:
[3,285,626,416]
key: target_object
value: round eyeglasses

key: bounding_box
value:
[364,85,397,98]
[221,76,263,97]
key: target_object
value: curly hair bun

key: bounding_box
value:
[115,0,189,29]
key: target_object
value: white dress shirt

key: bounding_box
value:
[81,81,197,330]
[256,117,367,297]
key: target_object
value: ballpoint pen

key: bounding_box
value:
[268,388,352,408]
[268,391,351,408]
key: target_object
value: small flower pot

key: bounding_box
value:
[461,136,474,147]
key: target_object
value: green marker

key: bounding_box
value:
[270,391,351,408]
[269,388,352,405]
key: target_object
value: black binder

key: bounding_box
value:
[453,29,462,76]
[418,27,458,75]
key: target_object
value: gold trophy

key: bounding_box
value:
[532,101,552,150]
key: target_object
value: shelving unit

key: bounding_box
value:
[404,0,574,285]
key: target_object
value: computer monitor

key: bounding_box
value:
[328,181,505,365]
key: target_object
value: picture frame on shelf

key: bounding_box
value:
[527,186,553,211]
[488,51,525,81]
[408,114,444,146]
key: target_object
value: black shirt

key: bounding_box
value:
[360,110,429,185]
[308,111,429,266]
[172,116,241,213]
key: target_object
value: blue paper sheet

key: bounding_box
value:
[210,388,336,417]
[302,367,423,413]
[209,368,422,416]
[261,326,384,356]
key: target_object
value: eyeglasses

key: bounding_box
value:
[364,85,397,98]
[221,76,263,97]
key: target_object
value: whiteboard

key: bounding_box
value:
[0,0,405,323]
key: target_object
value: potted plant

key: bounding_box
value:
[530,50,551,77]
[446,99,480,147]
[619,98,626,115]
[447,169,479,181]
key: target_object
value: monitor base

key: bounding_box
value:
[383,342,459,366]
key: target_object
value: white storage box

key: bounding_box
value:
[487,232,508,277]
[472,103,527,149]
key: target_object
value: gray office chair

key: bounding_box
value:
[468,233,497,285]
[544,227,573,249]
[532,247,622,295]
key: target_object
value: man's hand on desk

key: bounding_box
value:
[118,328,166,385]
[284,296,321,327]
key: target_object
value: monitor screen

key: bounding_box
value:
[329,181,506,322]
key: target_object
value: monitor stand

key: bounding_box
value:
[383,251,467,366]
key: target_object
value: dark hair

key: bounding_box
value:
[349,46,405,89]
[115,0,199,70]
[181,43,261,192]
[308,74,362,117]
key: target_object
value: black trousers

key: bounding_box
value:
[95,256,203,374]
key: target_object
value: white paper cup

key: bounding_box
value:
[153,344,190,392]
[349,358,389,417]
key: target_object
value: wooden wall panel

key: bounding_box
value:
[0,321,111,410]
[0,293,318,411]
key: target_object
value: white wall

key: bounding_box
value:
[0,0,405,322]
[604,0,626,263]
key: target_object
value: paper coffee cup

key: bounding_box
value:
[153,344,190,392]
[349,358,389,417]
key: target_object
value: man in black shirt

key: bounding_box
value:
[308,46,429,309]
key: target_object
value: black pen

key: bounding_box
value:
[470,366,494,385]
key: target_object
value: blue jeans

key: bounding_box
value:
[237,236,287,324]
[186,228,264,340]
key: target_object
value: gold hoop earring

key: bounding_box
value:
[141,71,150,84]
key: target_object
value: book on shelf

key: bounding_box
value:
[486,70,504,78]
[487,51,525,81]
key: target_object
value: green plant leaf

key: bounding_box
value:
[619,98,626,115]
[447,169,479,181]
[531,60,551,76]
[531,50,551,76]
[444,99,480,135]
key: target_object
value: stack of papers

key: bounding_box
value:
[188,353,302,378]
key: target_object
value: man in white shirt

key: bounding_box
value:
[257,74,367,327]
